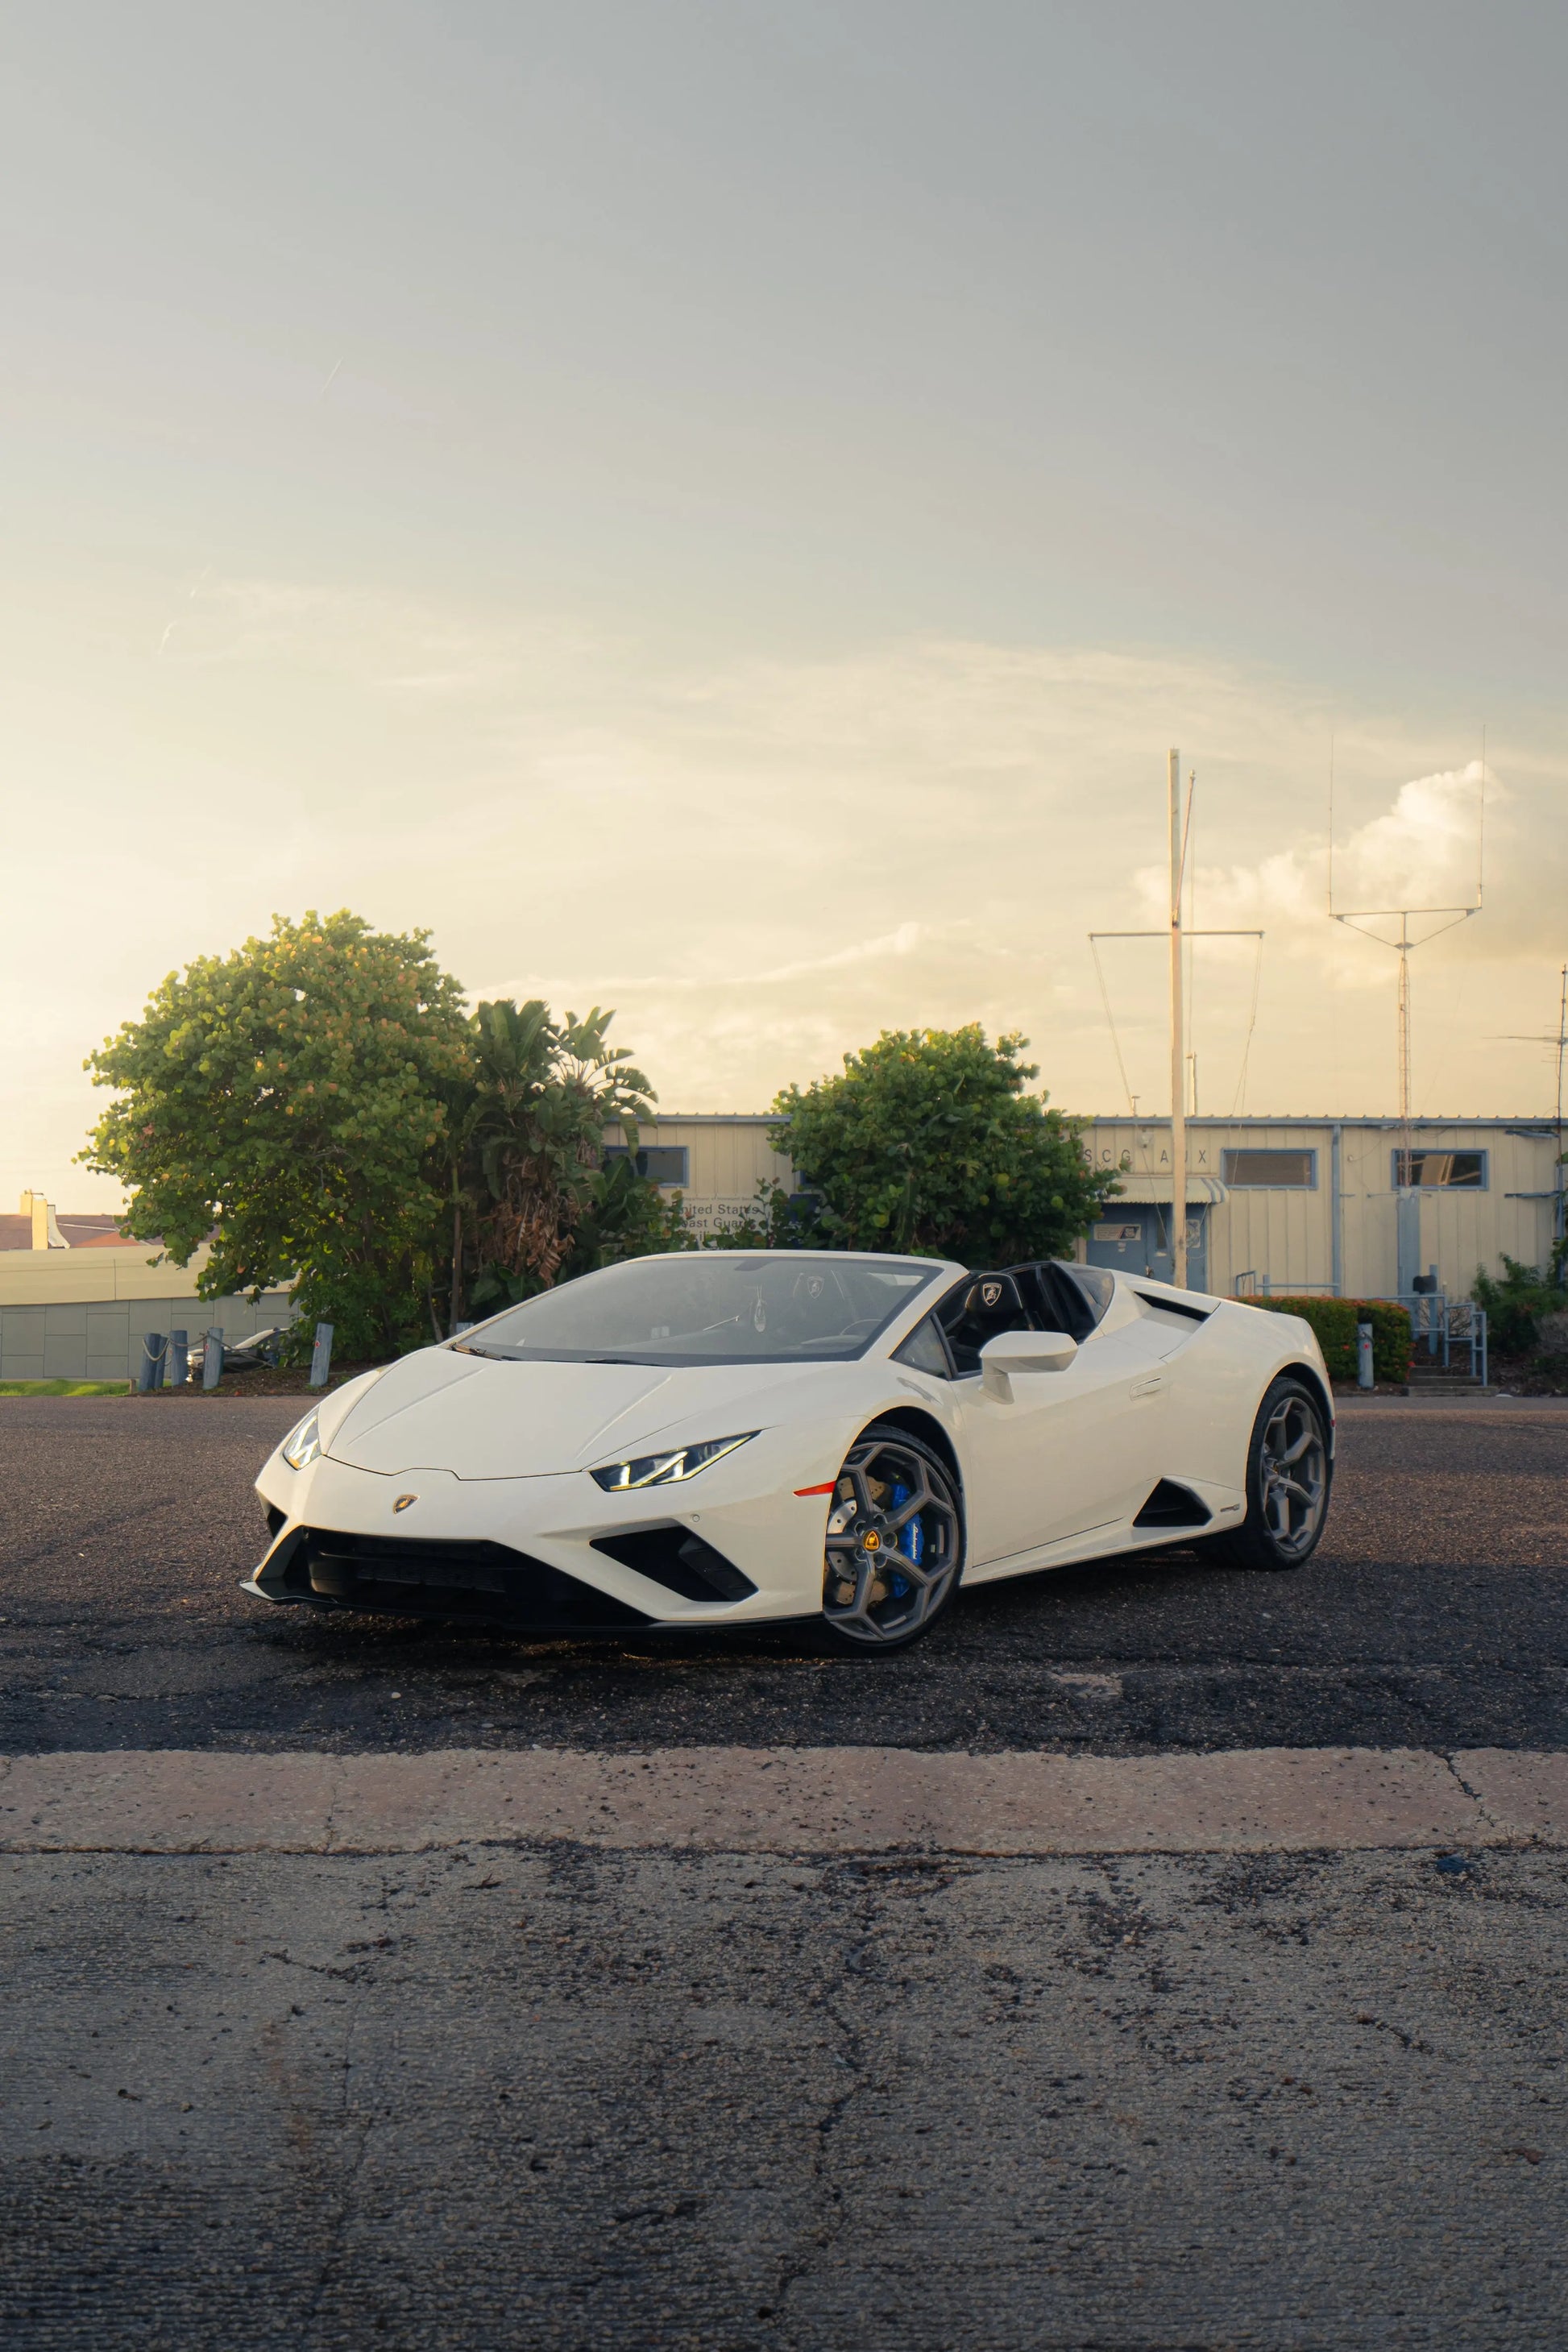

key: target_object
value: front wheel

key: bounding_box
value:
[819,1423,963,1653]
[1206,1375,1331,1572]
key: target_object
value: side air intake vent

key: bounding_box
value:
[1134,1479,1213,1529]
[591,1524,757,1603]
[1135,1291,1212,1323]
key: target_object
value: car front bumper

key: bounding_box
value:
[248,1434,837,1632]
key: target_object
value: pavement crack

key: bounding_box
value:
[298,1925,375,2346]
[769,1873,881,2331]
[1355,2010,1465,2064]
[1443,1748,1508,1840]
[321,1754,342,1854]
[262,1948,369,1983]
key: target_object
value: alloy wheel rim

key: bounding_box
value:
[1259,1395,1327,1558]
[822,1436,960,1645]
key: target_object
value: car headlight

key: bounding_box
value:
[589,1432,757,1491]
[280,1408,321,1471]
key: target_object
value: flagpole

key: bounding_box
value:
[1169,748,1188,1288]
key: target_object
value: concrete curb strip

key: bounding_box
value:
[2,1745,1566,1855]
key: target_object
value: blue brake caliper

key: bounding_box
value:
[888,1481,923,1596]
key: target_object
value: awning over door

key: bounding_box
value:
[1103,1172,1228,1205]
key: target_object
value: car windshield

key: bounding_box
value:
[456,1253,944,1367]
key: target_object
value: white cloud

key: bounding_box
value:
[6,576,1567,1203]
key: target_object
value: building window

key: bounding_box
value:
[602,1145,689,1187]
[1222,1149,1316,1189]
[1393,1149,1487,1190]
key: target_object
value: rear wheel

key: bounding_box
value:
[1207,1376,1331,1572]
[819,1424,963,1653]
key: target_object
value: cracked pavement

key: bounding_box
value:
[3,1841,1565,2349]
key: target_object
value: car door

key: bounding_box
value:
[941,1267,1172,1570]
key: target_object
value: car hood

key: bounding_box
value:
[325,1346,824,1479]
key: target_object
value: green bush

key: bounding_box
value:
[1471,1256,1562,1355]
[1250,1296,1412,1384]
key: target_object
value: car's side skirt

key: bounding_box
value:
[961,1484,1247,1586]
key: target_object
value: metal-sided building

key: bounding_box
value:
[616,1111,1562,1300]
[1079,1116,1561,1298]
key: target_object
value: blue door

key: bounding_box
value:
[1086,1204,1209,1292]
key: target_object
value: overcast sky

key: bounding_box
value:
[6,2,1567,1205]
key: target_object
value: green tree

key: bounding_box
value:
[456,1001,655,1317]
[772,1025,1115,1263]
[559,1151,691,1281]
[83,911,471,1358]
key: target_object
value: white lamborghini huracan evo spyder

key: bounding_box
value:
[247,1251,1334,1653]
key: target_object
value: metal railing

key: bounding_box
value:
[1233,1271,1342,1298]
[1368,1293,1488,1387]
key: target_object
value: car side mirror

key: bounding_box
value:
[979,1328,1078,1401]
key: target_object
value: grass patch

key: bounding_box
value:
[0,1379,132,1397]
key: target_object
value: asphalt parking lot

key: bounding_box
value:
[3,1397,1566,2350]
[2,1396,1566,1757]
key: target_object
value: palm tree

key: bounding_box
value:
[458,1000,654,1315]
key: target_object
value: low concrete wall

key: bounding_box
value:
[0,1292,297,1383]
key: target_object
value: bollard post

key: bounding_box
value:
[1356,1321,1375,1391]
[138,1333,168,1393]
[308,1321,334,1389]
[202,1327,224,1391]
[169,1329,189,1388]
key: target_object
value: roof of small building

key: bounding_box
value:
[0,1213,147,1252]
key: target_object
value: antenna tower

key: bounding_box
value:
[1089,751,1263,1288]
[1327,750,1487,1183]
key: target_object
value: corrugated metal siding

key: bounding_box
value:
[665,1119,793,1203]
[604,1116,794,1238]
[1088,1118,1558,1297]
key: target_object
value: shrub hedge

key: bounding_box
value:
[1471,1255,1562,1354]
[1248,1295,1412,1385]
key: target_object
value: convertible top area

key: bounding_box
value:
[896,1257,1212,1380]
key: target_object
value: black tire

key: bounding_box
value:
[1205,1375,1332,1572]
[817,1422,964,1653]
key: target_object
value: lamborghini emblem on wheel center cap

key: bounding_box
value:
[861,1529,881,1550]
[392,1493,418,1513]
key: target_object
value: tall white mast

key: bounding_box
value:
[1169,748,1188,1288]
[1089,756,1259,1291]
